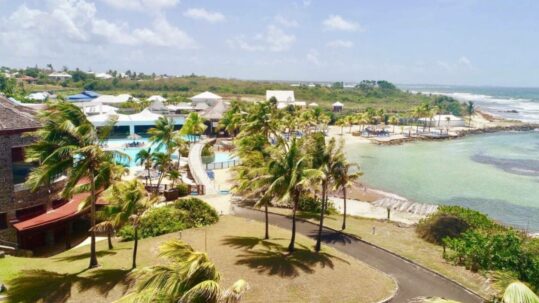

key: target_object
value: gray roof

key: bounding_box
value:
[0,96,40,133]
[202,100,228,120]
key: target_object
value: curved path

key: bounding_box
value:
[233,207,484,303]
[188,139,218,195]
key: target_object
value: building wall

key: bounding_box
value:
[0,132,63,244]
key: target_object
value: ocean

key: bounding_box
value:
[345,85,539,231]
[399,84,539,123]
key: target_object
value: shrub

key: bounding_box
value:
[417,214,470,244]
[176,183,190,197]
[118,207,186,241]
[298,196,338,215]
[174,197,219,227]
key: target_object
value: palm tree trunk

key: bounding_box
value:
[132,225,138,269]
[315,182,327,252]
[342,187,347,230]
[107,228,113,250]
[264,204,269,240]
[89,170,99,269]
[288,192,299,253]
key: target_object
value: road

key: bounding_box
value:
[233,207,483,303]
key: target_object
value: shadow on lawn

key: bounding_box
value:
[308,229,359,245]
[222,236,349,278]
[6,268,132,303]
[53,249,125,262]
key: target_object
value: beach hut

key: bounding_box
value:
[332,101,344,112]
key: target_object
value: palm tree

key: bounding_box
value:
[25,101,127,269]
[388,116,399,133]
[336,118,345,135]
[241,101,278,143]
[122,240,249,302]
[314,138,345,252]
[152,152,172,194]
[148,116,176,152]
[259,139,319,253]
[92,221,115,250]
[466,101,475,127]
[218,101,244,137]
[181,112,207,142]
[135,148,153,186]
[169,134,188,170]
[333,162,362,230]
[100,179,154,268]
[502,281,539,303]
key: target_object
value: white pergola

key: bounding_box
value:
[88,108,185,134]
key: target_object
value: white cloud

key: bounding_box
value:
[274,15,299,27]
[437,57,473,71]
[184,8,225,23]
[227,25,295,52]
[326,39,354,48]
[323,15,363,32]
[306,49,321,66]
[458,56,472,67]
[0,0,197,58]
[100,0,179,11]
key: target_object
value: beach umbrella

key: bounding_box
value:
[127,133,142,140]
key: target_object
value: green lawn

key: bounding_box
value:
[267,207,496,299]
[0,216,396,303]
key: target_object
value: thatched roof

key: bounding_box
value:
[0,96,40,134]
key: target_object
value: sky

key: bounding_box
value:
[0,0,538,86]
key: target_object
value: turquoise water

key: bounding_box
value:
[345,131,539,231]
[106,138,234,167]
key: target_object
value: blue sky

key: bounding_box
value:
[0,0,538,86]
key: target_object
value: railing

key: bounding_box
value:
[204,159,240,170]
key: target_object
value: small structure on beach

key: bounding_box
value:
[332,101,344,112]
[419,114,465,128]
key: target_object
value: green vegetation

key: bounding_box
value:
[417,205,539,292]
[118,198,218,241]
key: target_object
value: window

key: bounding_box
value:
[0,213,7,229]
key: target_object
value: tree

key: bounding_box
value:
[181,112,207,142]
[135,149,153,186]
[100,179,154,268]
[218,100,244,137]
[148,117,176,152]
[466,101,475,127]
[25,101,127,269]
[502,281,539,303]
[259,139,320,253]
[152,152,172,195]
[333,162,362,230]
[122,240,249,302]
[388,116,399,133]
[313,138,345,252]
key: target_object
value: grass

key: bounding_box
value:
[0,216,396,303]
[267,207,496,298]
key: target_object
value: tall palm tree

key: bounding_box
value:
[122,240,249,303]
[169,134,188,170]
[100,179,154,268]
[25,101,127,269]
[241,101,278,143]
[135,148,153,186]
[148,116,176,152]
[314,138,345,252]
[333,162,362,230]
[466,101,475,127]
[181,112,207,142]
[388,116,399,133]
[218,101,244,137]
[502,281,539,303]
[152,152,172,194]
[259,139,320,253]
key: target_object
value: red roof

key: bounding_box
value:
[13,192,107,232]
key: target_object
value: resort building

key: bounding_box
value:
[67,90,100,102]
[95,73,113,80]
[419,114,465,127]
[26,92,52,102]
[190,91,223,107]
[93,94,137,105]
[48,72,72,81]
[0,96,73,252]
[148,95,167,102]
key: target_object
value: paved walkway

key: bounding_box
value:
[233,207,483,303]
[188,139,218,195]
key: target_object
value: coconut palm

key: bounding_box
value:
[121,240,249,303]
[92,220,115,250]
[181,112,207,142]
[100,179,154,268]
[241,101,278,142]
[336,118,345,135]
[169,134,188,170]
[148,116,176,152]
[502,281,539,303]
[258,139,320,253]
[218,100,244,137]
[151,152,172,194]
[25,101,127,269]
[466,101,475,127]
[135,148,153,186]
[333,162,362,230]
[313,137,345,252]
[388,116,399,133]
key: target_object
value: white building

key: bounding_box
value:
[48,72,72,81]
[332,101,344,112]
[266,90,298,109]
[419,114,465,127]
[93,94,136,105]
[26,92,50,102]
[95,73,113,80]
[148,95,167,102]
[88,109,185,135]
[190,91,222,106]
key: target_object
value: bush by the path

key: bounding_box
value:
[118,198,218,240]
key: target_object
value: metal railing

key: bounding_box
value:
[204,159,240,170]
